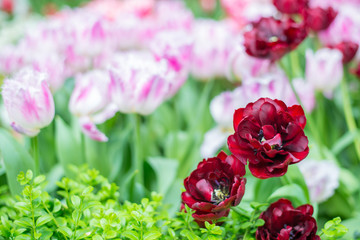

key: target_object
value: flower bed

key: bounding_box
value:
[0,0,360,239]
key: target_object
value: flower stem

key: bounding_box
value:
[280,53,324,158]
[132,114,143,186]
[341,65,360,163]
[31,136,39,175]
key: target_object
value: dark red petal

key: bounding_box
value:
[297,204,314,216]
[259,102,277,126]
[287,105,306,129]
[233,108,245,131]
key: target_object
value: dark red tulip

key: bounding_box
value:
[256,199,320,240]
[273,0,308,14]
[227,98,309,179]
[304,6,337,32]
[351,62,360,79]
[181,151,246,227]
[328,41,359,63]
[244,17,307,61]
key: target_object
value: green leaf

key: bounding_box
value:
[0,129,35,195]
[92,235,103,240]
[55,117,83,176]
[36,214,52,227]
[122,230,139,240]
[33,175,46,185]
[143,230,162,240]
[53,199,62,212]
[71,195,81,208]
[147,157,179,195]
[267,184,307,205]
[14,217,33,228]
[14,235,32,240]
[180,229,202,240]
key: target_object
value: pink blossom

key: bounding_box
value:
[305,48,343,98]
[319,4,360,56]
[109,51,186,115]
[149,30,193,73]
[190,19,237,80]
[1,68,55,137]
[221,0,276,27]
[226,43,273,82]
[69,70,117,142]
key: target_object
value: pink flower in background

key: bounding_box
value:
[2,68,55,137]
[32,54,66,92]
[109,51,185,115]
[149,30,193,73]
[190,19,236,80]
[221,0,276,27]
[226,43,273,82]
[298,160,340,203]
[319,4,360,54]
[69,70,117,142]
[305,48,343,98]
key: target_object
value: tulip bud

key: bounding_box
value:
[2,68,55,136]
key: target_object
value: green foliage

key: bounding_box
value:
[320,217,348,240]
[0,168,271,239]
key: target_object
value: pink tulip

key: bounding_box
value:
[2,68,55,137]
[305,48,343,98]
[190,19,237,80]
[109,51,186,115]
[69,70,117,142]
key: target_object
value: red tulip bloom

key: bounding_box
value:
[273,0,308,14]
[351,62,360,79]
[244,17,307,61]
[181,151,246,226]
[304,7,337,32]
[256,199,320,240]
[227,98,309,179]
[328,41,359,63]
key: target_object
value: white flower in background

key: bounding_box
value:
[200,88,245,157]
[298,160,340,203]
[305,48,343,98]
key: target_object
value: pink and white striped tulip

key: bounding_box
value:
[305,48,343,98]
[2,68,55,137]
[190,19,237,80]
[69,70,117,142]
[109,51,185,115]
[298,160,340,203]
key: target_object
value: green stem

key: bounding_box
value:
[281,173,292,186]
[31,136,40,176]
[80,133,86,164]
[132,114,143,186]
[341,65,360,163]
[280,54,324,158]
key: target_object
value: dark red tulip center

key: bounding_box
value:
[211,178,230,204]
[258,129,265,142]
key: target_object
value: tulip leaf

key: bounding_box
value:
[55,117,83,177]
[0,129,35,195]
[286,165,311,203]
[147,157,179,195]
[267,183,307,206]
